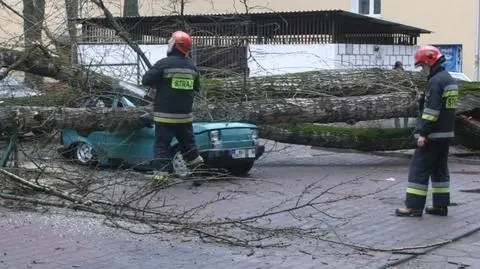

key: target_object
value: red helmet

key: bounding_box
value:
[168,31,192,55]
[414,45,444,67]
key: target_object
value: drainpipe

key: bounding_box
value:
[476,0,480,80]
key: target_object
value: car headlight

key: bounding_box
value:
[210,130,220,143]
[251,129,258,143]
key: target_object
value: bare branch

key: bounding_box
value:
[89,0,152,69]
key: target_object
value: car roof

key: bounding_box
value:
[448,72,472,82]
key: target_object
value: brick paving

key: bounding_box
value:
[1,142,480,269]
[393,229,480,269]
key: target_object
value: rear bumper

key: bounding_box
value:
[200,145,265,161]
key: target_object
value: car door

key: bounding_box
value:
[74,96,111,154]
[115,96,155,166]
[100,95,138,164]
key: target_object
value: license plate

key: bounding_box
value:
[232,148,256,159]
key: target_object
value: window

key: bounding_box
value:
[374,0,381,14]
[354,0,381,17]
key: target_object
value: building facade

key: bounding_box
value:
[176,0,476,79]
[0,0,477,78]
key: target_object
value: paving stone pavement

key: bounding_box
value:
[392,229,480,269]
[1,142,480,269]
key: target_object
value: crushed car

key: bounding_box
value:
[59,92,265,176]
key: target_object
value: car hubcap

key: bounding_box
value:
[76,143,93,164]
[172,152,189,177]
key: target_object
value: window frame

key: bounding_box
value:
[352,0,382,18]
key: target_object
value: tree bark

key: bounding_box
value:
[194,92,418,124]
[258,125,416,151]
[261,116,480,152]
[22,0,45,90]
[455,115,480,150]
[65,0,79,65]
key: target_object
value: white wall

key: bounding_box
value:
[336,43,419,71]
[77,44,168,83]
[247,44,339,77]
[77,43,419,83]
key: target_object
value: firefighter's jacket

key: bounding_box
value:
[141,50,200,123]
[415,67,457,140]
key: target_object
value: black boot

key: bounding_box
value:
[425,206,448,216]
[395,207,423,217]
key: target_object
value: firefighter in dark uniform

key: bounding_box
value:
[141,30,204,182]
[396,45,458,217]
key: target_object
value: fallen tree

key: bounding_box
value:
[261,115,480,151]
[259,124,415,151]
[1,46,480,151]
[0,91,417,134]
[1,90,479,151]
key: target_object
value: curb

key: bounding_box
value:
[310,146,480,165]
[366,151,480,165]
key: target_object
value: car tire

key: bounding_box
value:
[74,142,97,166]
[227,161,255,176]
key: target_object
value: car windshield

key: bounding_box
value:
[118,81,148,96]
[121,96,136,107]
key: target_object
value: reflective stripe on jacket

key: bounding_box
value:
[141,50,200,122]
[152,112,194,123]
[415,67,457,140]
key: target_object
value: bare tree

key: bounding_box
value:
[168,0,190,15]
[22,0,45,89]
[65,0,79,64]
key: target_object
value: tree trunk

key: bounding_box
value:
[65,0,79,65]
[0,47,130,94]
[22,0,45,90]
[258,125,416,151]
[261,115,480,152]
[0,92,417,135]
[455,115,480,150]
[194,92,418,124]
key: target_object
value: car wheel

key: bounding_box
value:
[227,161,255,176]
[74,142,97,166]
[171,149,189,177]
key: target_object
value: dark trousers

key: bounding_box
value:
[152,123,200,172]
[405,139,451,209]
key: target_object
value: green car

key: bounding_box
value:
[60,92,265,176]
